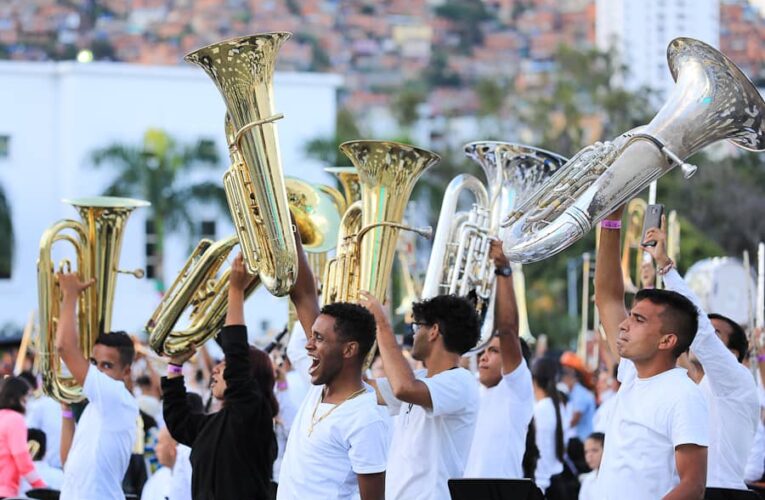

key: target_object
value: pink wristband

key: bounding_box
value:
[61,409,73,419]
[600,219,622,230]
[167,364,183,375]
[756,354,765,363]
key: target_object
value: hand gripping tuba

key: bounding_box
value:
[147,180,341,356]
[185,33,298,296]
[422,142,566,349]
[38,197,148,402]
[501,37,765,263]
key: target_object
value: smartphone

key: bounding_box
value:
[641,203,665,247]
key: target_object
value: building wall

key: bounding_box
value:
[0,61,341,341]
[596,0,720,97]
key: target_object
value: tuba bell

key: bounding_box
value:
[185,33,298,296]
[322,141,438,308]
[501,37,765,263]
[422,142,566,349]
[38,197,148,402]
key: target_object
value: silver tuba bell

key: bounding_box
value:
[501,37,765,263]
[422,141,566,350]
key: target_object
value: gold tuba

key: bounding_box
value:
[38,197,148,402]
[501,38,765,263]
[322,141,438,308]
[185,33,298,296]
[148,180,341,356]
[422,142,566,349]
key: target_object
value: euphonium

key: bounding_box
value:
[38,197,148,402]
[148,180,341,356]
[185,33,298,296]
[324,166,361,212]
[322,141,438,307]
[422,142,566,349]
[501,37,765,263]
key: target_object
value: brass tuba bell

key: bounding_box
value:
[185,33,298,296]
[38,197,148,402]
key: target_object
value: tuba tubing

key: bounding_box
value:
[502,37,765,263]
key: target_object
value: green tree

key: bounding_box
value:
[0,185,13,278]
[390,83,427,131]
[304,108,363,167]
[91,129,225,290]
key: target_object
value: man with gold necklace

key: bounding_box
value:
[277,231,388,500]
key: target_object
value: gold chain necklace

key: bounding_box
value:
[308,387,366,437]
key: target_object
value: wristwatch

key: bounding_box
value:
[494,266,513,277]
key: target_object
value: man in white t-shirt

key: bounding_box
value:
[279,230,389,500]
[55,273,139,500]
[593,208,709,500]
[643,223,759,492]
[463,239,535,479]
[360,289,480,500]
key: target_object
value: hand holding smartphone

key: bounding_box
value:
[641,203,665,247]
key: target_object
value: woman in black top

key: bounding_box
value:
[162,253,278,500]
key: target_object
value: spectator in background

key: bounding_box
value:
[578,432,604,500]
[20,428,63,495]
[0,376,47,497]
[19,371,62,469]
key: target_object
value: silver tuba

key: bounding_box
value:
[501,37,765,263]
[422,142,566,349]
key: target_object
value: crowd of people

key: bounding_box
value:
[0,205,764,500]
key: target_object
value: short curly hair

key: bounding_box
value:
[412,295,480,354]
[320,302,377,361]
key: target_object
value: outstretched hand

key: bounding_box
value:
[230,252,256,291]
[489,239,510,269]
[640,215,670,267]
[168,342,197,367]
[358,291,388,324]
[57,272,95,298]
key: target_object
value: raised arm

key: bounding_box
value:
[643,224,747,396]
[162,346,205,447]
[220,253,262,408]
[54,273,95,386]
[594,207,628,359]
[289,224,321,341]
[360,291,433,409]
[489,240,522,374]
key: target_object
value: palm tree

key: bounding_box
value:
[0,184,13,279]
[91,128,227,291]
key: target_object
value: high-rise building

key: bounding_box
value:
[596,0,720,97]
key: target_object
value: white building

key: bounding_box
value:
[596,0,720,97]
[0,61,341,342]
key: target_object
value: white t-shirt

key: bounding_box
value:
[60,365,139,500]
[168,444,192,500]
[664,268,760,489]
[277,384,389,500]
[463,362,534,478]
[140,466,171,500]
[378,367,478,500]
[594,359,709,499]
[578,470,597,500]
[533,397,564,491]
[592,394,617,433]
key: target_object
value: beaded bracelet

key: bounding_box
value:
[657,258,675,276]
[600,219,622,230]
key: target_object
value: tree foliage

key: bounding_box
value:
[91,129,224,289]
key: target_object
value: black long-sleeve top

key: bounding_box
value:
[162,325,276,500]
